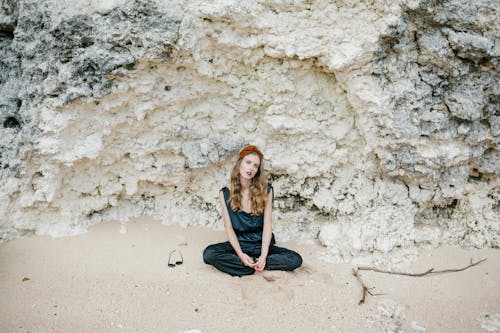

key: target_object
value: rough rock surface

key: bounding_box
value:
[0,0,498,266]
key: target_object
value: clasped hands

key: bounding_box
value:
[239,253,267,272]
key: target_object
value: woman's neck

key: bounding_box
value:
[240,176,251,190]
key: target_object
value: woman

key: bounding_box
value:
[203,145,302,279]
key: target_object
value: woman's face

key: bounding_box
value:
[239,153,261,181]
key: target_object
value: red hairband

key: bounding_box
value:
[238,145,263,160]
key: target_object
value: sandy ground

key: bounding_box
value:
[1,218,499,333]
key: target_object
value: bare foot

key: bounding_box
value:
[257,270,286,282]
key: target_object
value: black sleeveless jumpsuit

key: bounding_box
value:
[203,184,302,276]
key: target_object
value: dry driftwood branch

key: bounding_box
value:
[351,268,380,305]
[352,258,487,305]
[356,257,487,277]
[428,257,487,274]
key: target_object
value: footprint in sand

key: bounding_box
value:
[239,276,295,302]
[295,264,333,285]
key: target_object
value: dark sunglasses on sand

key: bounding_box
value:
[168,249,184,267]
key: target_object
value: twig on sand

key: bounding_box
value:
[351,268,383,305]
[352,258,487,305]
[357,258,487,277]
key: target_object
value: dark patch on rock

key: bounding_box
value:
[3,116,20,128]
[50,15,95,63]
[0,0,18,35]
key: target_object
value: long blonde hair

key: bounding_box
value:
[228,153,268,215]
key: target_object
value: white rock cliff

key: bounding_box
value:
[0,0,498,266]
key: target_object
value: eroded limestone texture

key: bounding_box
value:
[0,0,498,266]
[372,0,499,252]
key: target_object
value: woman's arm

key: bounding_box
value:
[255,188,273,272]
[219,191,256,268]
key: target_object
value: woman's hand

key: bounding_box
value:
[239,253,257,268]
[254,255,267,272]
